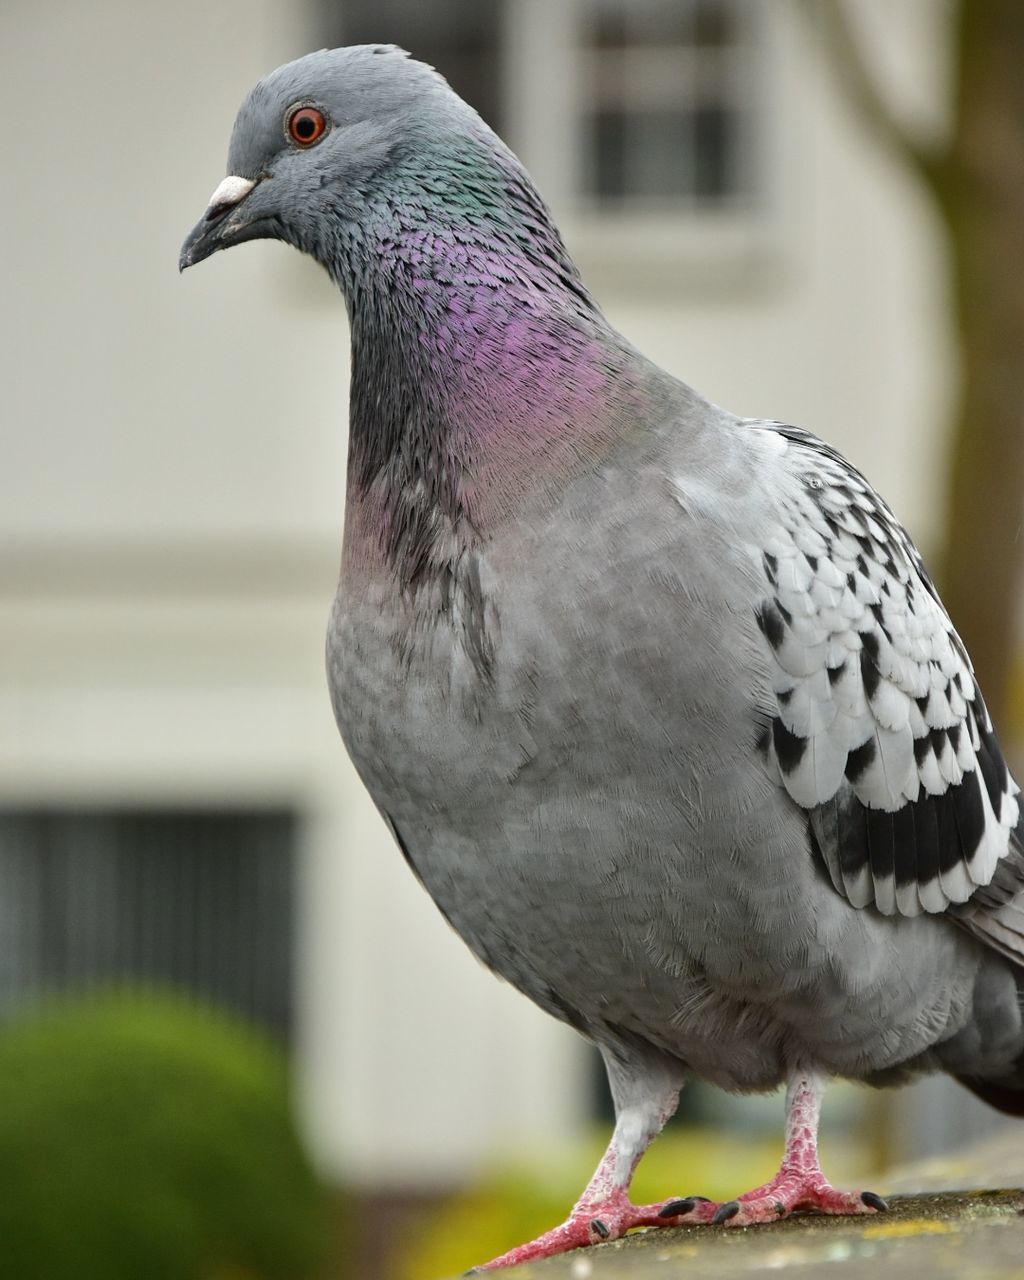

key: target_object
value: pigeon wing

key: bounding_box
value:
[753,423,1024,942]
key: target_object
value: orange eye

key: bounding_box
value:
[288,106,327,147]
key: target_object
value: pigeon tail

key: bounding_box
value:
[956,1075,1024,1116]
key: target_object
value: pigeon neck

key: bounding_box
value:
[341,147,645,585]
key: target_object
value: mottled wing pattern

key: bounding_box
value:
[752,422,1021,921]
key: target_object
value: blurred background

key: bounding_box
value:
[2,1,1023,1277]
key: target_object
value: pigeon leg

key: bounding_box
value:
[711,1071,888,1227]
[472,1054,710,1271]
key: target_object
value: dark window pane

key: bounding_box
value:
[630,112,695,200]
[693,0,737,48]
[0,809,297,1042]
[589,108,627,199]
[592,6,629,50]
[693,104,738,199]
[593,0,721,46]
[628,0,694,44]
[322,0,503,133]
[589,110,696,202]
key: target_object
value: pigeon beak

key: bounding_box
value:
[179,175,259,272]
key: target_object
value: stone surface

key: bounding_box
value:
[448,1136,1024,1278]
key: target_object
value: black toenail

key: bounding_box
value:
[590,1218,610,1239]
[773,1201,786,1215]
[861,1191,888,1212]
[712,1201,740,1224]
[659,1198,696,1217]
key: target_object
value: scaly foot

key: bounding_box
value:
[710,1172,887,1227]
[470,1190,717,1270]
[699,1072,888,1228]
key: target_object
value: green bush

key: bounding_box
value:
[0,990,330,1280]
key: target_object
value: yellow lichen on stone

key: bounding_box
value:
[861,1219,957,1240]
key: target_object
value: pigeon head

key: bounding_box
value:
[179,44,551,285]
[180,46,641,551]
[180,45,485,272]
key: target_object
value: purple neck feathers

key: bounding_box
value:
[341,152,650,586]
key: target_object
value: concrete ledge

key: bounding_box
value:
[449,1135,1024,1278]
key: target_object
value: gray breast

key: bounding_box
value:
[326,447,993,1092]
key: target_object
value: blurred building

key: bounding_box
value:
[0,0,1013,1205]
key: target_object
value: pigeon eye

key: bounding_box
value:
[288,106,327,147]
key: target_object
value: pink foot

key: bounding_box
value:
[702,1072,888,1228]
[471,1189,717,1270]
[710,1173,887,1228]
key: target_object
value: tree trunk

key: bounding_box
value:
[938,0,1024,739]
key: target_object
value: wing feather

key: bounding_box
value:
[752,422,1021,930]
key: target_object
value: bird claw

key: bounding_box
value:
[709,1176,888,1227]
[711,1200,740,1224]
[658,1197,696,1218]
[471,1190,711,1269]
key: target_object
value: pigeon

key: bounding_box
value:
[180,46,1024,1271]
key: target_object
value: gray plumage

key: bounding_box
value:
[181,44,1024,1265]
[330,416,1023,1093]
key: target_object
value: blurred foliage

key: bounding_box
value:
[0,989,331,1280]
[395,1123,879,1278]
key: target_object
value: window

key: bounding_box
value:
[580,0,755,209]
[0,809,297,1040]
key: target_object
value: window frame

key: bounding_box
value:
[500,0,794,290]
